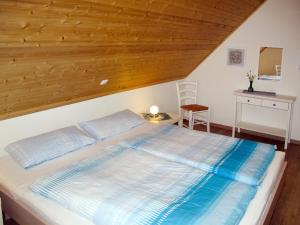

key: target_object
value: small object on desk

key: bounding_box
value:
[248,80,254,92]
[242,90,276,96]
[246,70,257,92]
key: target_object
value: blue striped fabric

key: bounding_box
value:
[5,126,96,169]
[120,125,275,186]
[31,145,257,225]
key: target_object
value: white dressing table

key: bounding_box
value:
[232,89,296,149]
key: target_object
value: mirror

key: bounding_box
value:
[258,47,283,81]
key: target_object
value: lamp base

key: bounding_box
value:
[149,113,159,118]
[142,113,171,121]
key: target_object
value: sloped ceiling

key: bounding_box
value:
[0,0,265,120]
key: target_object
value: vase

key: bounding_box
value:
[248,80,254,92]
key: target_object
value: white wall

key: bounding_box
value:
[0,81,178,155]
[188,0,300,141]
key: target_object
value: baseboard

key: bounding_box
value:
[210,122,300,145]
[210,122,232,130]
[291,139,300,145]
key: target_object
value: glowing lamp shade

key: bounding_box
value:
[150,105,159,116]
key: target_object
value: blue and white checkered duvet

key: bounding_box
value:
[120,125,275,186]
[31,145,257,225]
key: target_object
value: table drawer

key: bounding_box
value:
[262,100,289,110]
[237,96,262,106]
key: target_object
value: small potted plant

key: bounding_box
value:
[246,70,256,92]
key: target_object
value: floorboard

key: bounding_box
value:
[4,124,300,225]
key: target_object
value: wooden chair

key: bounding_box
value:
[275,65,281,75]
[176,81,210,132]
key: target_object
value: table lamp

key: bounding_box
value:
[150,105,159,118]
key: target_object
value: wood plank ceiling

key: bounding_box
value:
[0,0,265,120]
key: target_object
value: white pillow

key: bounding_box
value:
[79,109,145,141]
[5,126,96,169]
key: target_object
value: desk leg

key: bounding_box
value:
[288,103,294,143]
[285,105,292,150]
[232,99,237,137]
[237,102,242,133]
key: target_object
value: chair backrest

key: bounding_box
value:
[275,65,281,75]
[176,81,198,112]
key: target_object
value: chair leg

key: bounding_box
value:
[179,109,183,127]
[2,210,6,225]
[207,109,210,133]
[188,111,193,130]
[192,115,195,130]
[179,118,183,127]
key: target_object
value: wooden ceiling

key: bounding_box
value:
[0,0,265,120]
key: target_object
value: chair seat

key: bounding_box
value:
[180,104,209,112]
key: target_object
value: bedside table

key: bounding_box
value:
[142,112,179,125]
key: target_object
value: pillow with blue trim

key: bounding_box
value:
[5,126,96,169]
[79,109,145,141]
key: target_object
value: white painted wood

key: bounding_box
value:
[237,95,290,110]
[207,108,210,133]
[233,90,296,149]
[188,110,193,129]
[232,96,237,137]
[178,109,183,127]
[237,96,262,106]
[262,100,289,110]
[237,101,242,133]
[288,103,294,143]
[0,197,3,225]
[257,162,287,225]
[237,122,286,137]
[285,105,292,149]
[176,81,198,110]
[234,90,296,103]
[176,80,210,132]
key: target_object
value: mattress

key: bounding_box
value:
[0,123,285,225]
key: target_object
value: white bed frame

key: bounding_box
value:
[258,161,287,225]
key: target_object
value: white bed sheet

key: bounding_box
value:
[0,123,285,225]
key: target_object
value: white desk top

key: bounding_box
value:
[234,89,296,103]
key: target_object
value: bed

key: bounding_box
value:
[0,122,286,225]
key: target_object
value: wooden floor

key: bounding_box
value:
[4,125,300,225]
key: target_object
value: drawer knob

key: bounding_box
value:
[273,103,276,106]
[247,99,250,102]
